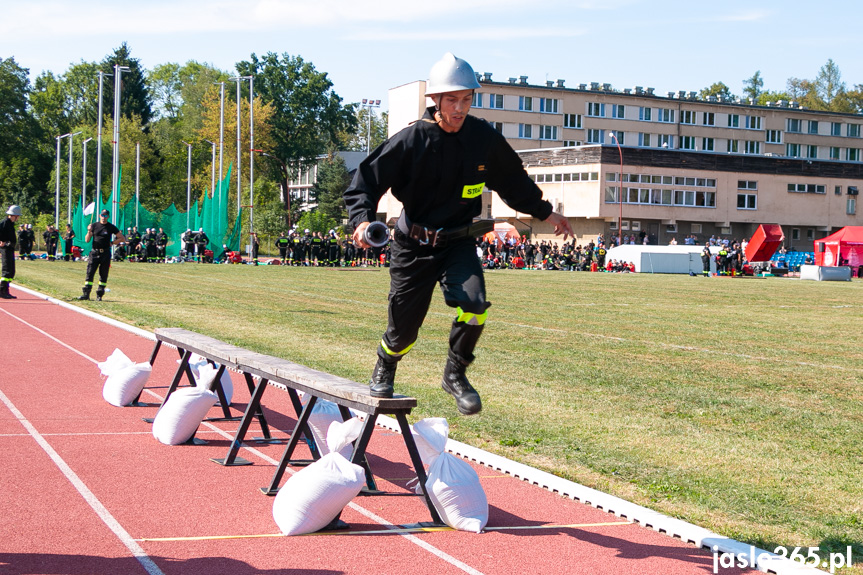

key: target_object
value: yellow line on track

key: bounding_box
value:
[135,521,633,542]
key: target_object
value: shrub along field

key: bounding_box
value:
[13,260,862,569]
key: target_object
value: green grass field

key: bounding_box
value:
[11,259,863,570]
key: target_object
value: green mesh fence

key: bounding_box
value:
[70,164,241,259]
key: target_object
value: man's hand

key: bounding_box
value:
[544,212,573,241]
[353,222,371,249]
[87,224,93,232]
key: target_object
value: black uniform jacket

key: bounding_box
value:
[0,218,16,248]
[344,107,553,231]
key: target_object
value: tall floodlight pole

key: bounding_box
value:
[609,132,624,245]
[55,132,72,227]
[229,76,243,214]
[111,65,130,225]
[96,71,111,211]
[135,142,141,227]
[67,131,82,223]
[216,82,225,216]
[361,98,381,155]
[248,76,255,234]
[182,141,193,229]
[82,137,92,209]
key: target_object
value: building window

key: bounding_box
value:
[691,223,703,234]
[737,194,757,209]
[849,124,861,138]
[728,140,739,153]
[658,134,673,148]
[806,145,818,159]
[680,135,696,150]
[587,102,605,117]
[539,125,558,140]
[638,133,651,147]
[807,229,815,241]
[808,120,819,134]
[587,129,604,143]
[848,198,857,215]
[518,124,533,138]
[639,107,652,121]
[744,141,761,154]
[847,148,861,161]
[608,130,624,145]
[611,104,625,119]
[564,113,582,128]
[702,112,715,126]
[540,98,559,113]
[702,137,714,151]
[472,93,483,108]
[728,114,740,128]
[657,108,674,123]
[519,96,533,112]
[788,118,802,133]
[830,146,840,159]
[835,185,843,195]
[489,94,504,109]
[563,140,581,147]
[832,122,842,136]
[738,180,757,190]
[681,110,695,125]
[492,121,503,133]
[788,183,826,194]
[766,130,782,144]
[745,116,762,130]
[786,143,801,157]
[792,228,800,241]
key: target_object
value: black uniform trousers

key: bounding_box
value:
[85,249,112,295]
[380,229,488,365]
[1,246,15,283]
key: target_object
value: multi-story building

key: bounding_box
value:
[386,76,862,249]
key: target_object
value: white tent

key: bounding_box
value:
[606,245,721,274]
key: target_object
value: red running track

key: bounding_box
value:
[0,286,756,575]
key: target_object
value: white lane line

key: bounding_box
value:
[2,302,487,575]
[0,387,165,575]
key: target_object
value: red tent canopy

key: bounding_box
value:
[813,226,863,267]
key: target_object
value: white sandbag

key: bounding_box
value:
[412,418,488,533]
[272,418,366,535]
[300,394,351,457]
[196,362,234,406]
[102,362,152,407]
[152,387,218,445]
[98,348,133,376]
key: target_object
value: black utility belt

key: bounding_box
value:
[402,219,494,248]
[91,248,110,254]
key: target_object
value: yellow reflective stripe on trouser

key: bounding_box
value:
[456,307,488,326]
[380,339,415,357]
[84,281,93,286]
[0,277,11,282]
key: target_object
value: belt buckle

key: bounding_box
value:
[430,227,444,247]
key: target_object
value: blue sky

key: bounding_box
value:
[2,0,862,110]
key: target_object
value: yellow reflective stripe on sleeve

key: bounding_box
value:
[461,182,485,199]
[380,339,416,357]
[456,307,488,326]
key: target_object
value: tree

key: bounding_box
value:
[234,53,357,215]
[699,82,733,100]
[0,57,51,212]
[148,62,182,121]
[742,71,764,102]
[815,59,845,105]
[340,107,388,152]
[100,42,154,129]
[311,151,351,224]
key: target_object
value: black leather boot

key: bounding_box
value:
[369,355,398,398]
[441,352,482,415]
[0,283,15,299]
[77,285,91,300]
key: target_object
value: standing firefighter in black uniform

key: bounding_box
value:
[156,227,168,262]
[44,225,59,261]
[78,210,126,301]
[276,232,290,264]
[344,53,572,415]
[1,206,21,299]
